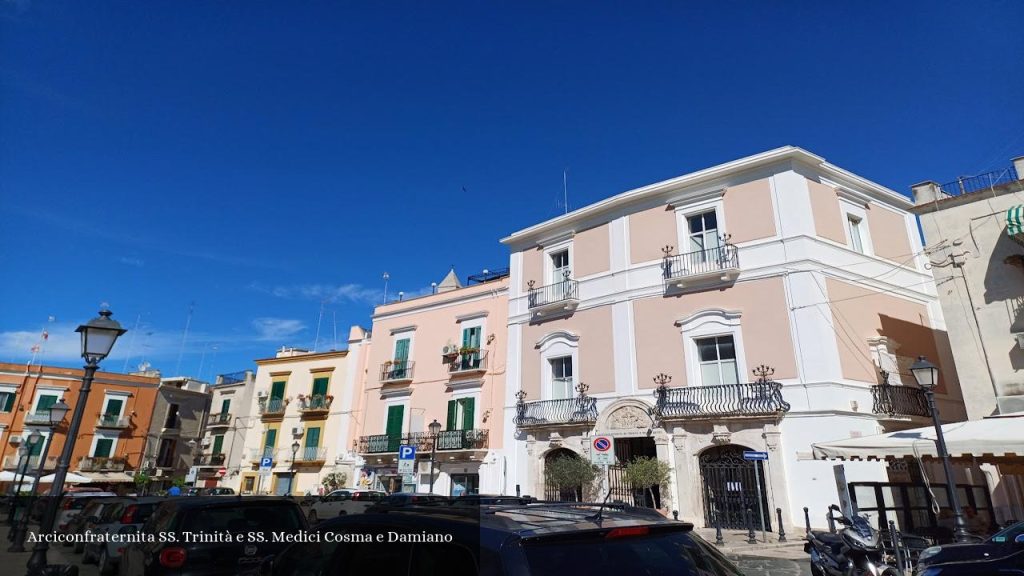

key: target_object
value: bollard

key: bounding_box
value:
[803,506,811,535]
[714,508,724,546]
[889,520,905,572]
[827,509,836,534]
[672,510,679,521]
[746,507,757,544]
[777,508,787,543]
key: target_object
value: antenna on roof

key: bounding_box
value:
[122,313,144,373]
[563,167,569,215]
[313,299,326,352]
[333,310,338,351]
[175,302,195,377]
[382,272,390,304]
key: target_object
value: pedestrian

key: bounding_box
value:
[168,485,181,496]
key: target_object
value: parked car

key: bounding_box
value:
[307,490,386,523]
[203,487,235,495]
[118,496,307,576]
[916,520,1024,574]
[370,492,449,509]
[83,496,163,575]
[64,497,128,552]
[54,491,117,533]
[451,494,533,506]
[263,501,744,576]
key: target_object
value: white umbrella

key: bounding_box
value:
[39,472,92,484]
[0,471,36,489]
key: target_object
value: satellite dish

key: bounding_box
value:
[138,361,151,371]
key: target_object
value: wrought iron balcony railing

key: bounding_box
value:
[448,350,488,375]
[294,447,328,462]
[3,454,58,471]
[78,456,128,472]
[939,166,1019,197]
[248,447,278,461]
[871,384,931,418]
[380,360,415,383]
[662,244,739,284]
[358,429,489,454]
[298,394,333,413]
[96,414,130,428]
[656,382,790,420]
[514,397,599,427]
[206,412,232,427]
[24,411,58,425]
[258,397,287,416]
[527,278,579,310]
[194,453,226,466]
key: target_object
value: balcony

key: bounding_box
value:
[357,430,489,455]
[257,397,288,421]
[435,429,488,451]
[248,447,277,462]
[95,414,130,429]
[24,411,58,425]
[293,447,328,464]
[527,278,579,318]
[206,412,232,428]
[662,244,739,290]
[3,454,58,471]
[514,397,599,429]
[78,456,128,472]
[297,394,333,419]
[380,361,415,384]
[447,350,488,377]
[194,453,226,467]
[871,384,931,419]
[654,381,790,421]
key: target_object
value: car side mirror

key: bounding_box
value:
[1015,534,1024,544]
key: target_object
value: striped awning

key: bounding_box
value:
[1009,205,1024,242]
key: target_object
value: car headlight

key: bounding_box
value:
[918,546,942,561]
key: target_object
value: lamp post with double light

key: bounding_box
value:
[427,419,441,494]
[27,308,125,576]
[7,431,42,528]
[910,355,971,543]
[10,400,69,554]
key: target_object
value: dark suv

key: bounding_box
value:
[263,501,743,576]
[119,496,307,576]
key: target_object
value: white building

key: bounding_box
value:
[195,370,255,489]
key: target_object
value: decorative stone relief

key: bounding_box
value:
[671,433,687,451]
[548,432,563,448]
[711,424,731,445]
[607,405,652,430]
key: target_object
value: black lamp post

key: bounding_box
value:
[11,400,68,553]
[427,419,441,494]
[910,355,971,543]
[27,308,125,576]
[7,432,40,528]
[290,441,300,495]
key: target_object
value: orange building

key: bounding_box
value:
[0,362,160,486]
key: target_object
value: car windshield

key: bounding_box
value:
[181,504,303,535]
[989,521,1024,543]
[523,528,743,576]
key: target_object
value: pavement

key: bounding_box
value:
[0,521,100,576]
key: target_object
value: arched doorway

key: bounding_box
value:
[699,444,771,530]
[544,448,584,501]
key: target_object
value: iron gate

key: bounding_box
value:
[699,445,771,530]
[608,464,661,508]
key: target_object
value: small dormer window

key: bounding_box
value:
[847,215,865,254]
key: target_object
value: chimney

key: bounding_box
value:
[911,181,941,205]
[1013,156,1024,181]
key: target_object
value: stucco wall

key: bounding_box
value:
[631,277,798,388]
[724,178,777,243]
[574,223,610,277]
[629,205,677,264]
[868,204,913,261]
[521,247,544,292]
[520,306,616,398]
[808,180,846,244]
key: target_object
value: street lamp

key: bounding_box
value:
[6,432,41,527]
[910,356,971,543]
[27,309,124,576]
[11,400,68,553]
[427,419,441,494]
[290,441,300,495]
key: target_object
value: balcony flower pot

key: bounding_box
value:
[442,353,459,363]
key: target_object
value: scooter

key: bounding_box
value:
[804,504,902,576]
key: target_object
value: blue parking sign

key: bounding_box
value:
[398,445,416,460]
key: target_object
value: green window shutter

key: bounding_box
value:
[460,398,475,430]
[312,377,329,397]
[212,435,224,454]
[264,429,277,448]
[0,392,14,412]
[94,438,113,458]
[104,398,123,416]
[220,399,230,414]
[386,405,404,436]
[394,339,410,361]
[305,427,321,449]
[30,437,45,456]
[270,381,286,401]
[446,400,457,430]
[36,395,57,414]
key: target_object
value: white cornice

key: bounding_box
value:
[666,187,725,208]
[389,325,417,336]
[455,311,489,323]
[535,330,580,349]
[674,308,742,329]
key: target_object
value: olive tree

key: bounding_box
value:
[544,454,600,501]
[624,456,671,509]
[321,471,348,492]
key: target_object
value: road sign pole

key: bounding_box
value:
[754,461,766,543]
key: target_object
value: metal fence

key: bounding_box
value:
[658,382,790,419]
[527,279,579,309]
[380,360,415,382]
[515,397,599,427]
[871,384,931,418]
[939,166,1019,197]
[662,244,739,280]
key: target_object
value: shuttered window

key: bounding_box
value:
[311,377,329,398]
[93,438,113,458]
[446,398,475,430]
[270,381,286,401]
[212,435,224,454]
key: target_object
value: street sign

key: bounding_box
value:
[743,451,769,542]
[590,436,615,466]
[258,456,273,477]
[398,444,416,475]
[743,451,769,461]
[216,467,227,478]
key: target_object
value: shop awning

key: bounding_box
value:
[811,412,1024,462]
[74,471,136,483]
[1009,205,1024,245]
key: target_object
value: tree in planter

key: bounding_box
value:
[133,471,152,496]
[321,472,348,493]
[544,454,600,501]
[623,456,671,510]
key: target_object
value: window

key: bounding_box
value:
[264,428,277,448]
[696,336,739,386]
[29,434,48,456]
[156,438,176,467]
[847,215,865,253]
[385,405,404,451]
[103,397,123,416]
[549,356,574,399]
[35,393,58,415]
[311,377,329,398]
[93,438,113,458]
[212,434,224,455]
[270,381,286,401]
[688,211,721,257]
[219,398,230,414]
[460,326,482,369]
[164,404,179,428]
[0,391,15,413]
[550,249,571,281]
[446,398,475,430]
[304,427,320,457]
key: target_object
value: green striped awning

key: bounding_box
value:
[1010,205,1024,236]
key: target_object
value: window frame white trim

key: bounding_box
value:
[392,332,415,364]
[382,397,410,435]
[840,199,873,256]
[674,308,748,387]
[448,391,480,429]
[101,394,128,419]
[536,331,579,401]
[543,240,574,285]
[30,390,63,415]
[89,430,121,459]
[674,194,728,258]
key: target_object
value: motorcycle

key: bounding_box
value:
[804,504,903,576]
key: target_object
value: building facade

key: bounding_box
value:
[354,269,509,496]
[911,156,1024,418]
[193,370,255,488]
[140,376,212,490]
[501,146,965,530]
[0,362,159,486]
[238,344,364,496]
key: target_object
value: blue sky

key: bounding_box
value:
[2,1,1022,378]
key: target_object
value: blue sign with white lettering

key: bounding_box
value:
[743,451,769,461]
[398,445,416,460]
[259,457,273,468]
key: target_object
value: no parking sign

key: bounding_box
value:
[590,436,615,466]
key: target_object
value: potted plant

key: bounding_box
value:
[623,456,671,511]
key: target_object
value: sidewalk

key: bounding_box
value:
[692,526,810,560]
[0,521,97,576]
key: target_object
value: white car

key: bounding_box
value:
[306,490,385,523]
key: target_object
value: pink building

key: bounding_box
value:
[354,269,509,495]
[501,146,966,531]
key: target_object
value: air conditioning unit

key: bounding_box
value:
[257,390,268,398]
[417,461,433,475]
[442,344,458,355]
[8,435,22,446]
[291,426,304,437]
